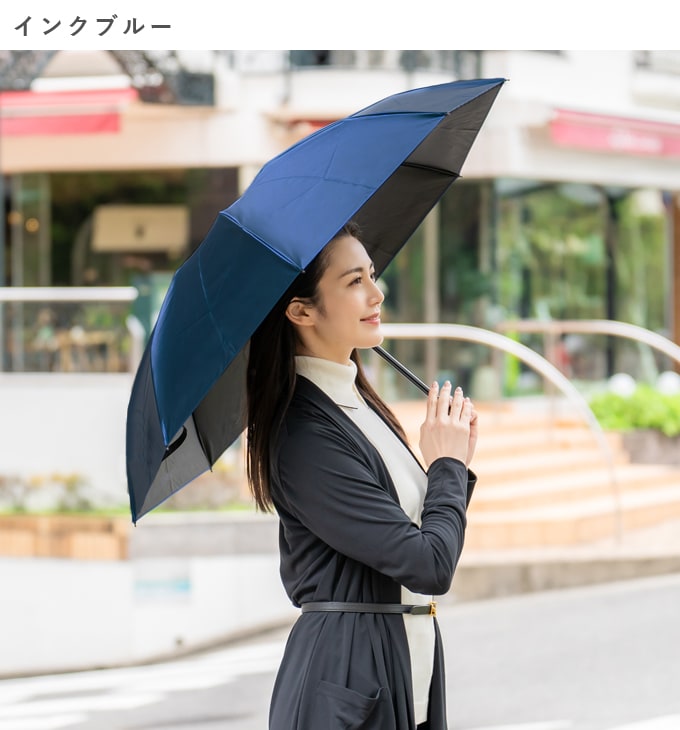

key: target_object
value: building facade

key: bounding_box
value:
[1,49,679,386]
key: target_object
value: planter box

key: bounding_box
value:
[0,514,130,560]
[620,429,680,466]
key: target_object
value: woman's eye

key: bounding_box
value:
[349,271,375,285]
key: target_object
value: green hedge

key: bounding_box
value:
[589,385,680,437]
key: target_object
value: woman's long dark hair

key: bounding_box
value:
[246,222,406,512]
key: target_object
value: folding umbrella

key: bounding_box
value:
[126,77,505,522]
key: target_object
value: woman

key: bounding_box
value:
[246,221,478,730]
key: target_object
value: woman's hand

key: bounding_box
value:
[466,403,478,467]
[419,381,473,470]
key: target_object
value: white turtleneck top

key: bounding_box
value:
[295,355,435,725]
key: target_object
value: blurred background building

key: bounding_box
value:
[1,49,679,503]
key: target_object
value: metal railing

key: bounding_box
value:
[379,322,623,540]
[496,319,680,382]
[0,287,138,303]
[0,287,139,374]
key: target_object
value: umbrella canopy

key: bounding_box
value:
[126,77,505,522]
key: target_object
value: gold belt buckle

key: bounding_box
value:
[429,600,437,617]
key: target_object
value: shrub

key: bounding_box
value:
[589,385,680,437]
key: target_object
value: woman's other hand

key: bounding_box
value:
[466,402,478,468]
[419,381,473,470]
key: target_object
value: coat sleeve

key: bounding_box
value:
[274,422,470,596]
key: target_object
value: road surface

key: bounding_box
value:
[1,572,679,729]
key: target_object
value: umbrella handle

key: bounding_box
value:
[372,346,430,396]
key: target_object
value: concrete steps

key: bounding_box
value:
[389,399,680,550]
[473,446,620,482]
[471,463,680,511]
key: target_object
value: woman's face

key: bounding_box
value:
[287,235,385,364]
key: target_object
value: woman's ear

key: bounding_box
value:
[285,298,315,327]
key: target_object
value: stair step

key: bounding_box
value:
[468,464,680,512]
[391,401,583,438]
[388,398,680,550]
[391,401,618,453]
[474,428,605,457]
[473,447,623,482]
[471,484,680,522]
[464,485,680,549]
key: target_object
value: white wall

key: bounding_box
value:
[0,373,132,504]
[0,554,298,676]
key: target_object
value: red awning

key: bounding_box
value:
[550,109,680,158]
[0,87,139,136]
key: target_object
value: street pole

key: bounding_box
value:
[0,174,4,370]
[673,194,680,361]
[423,205,440,384]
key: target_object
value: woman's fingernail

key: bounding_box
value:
[455,386,462,392]
[444,380,451,387]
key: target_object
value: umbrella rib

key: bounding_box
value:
[197,247,234,360]
[221,212,304,271]
[402,162,460,177]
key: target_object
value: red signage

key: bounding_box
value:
[550,108,680,158]
[0,88,138,136]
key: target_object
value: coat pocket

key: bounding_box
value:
[313,680,390,729]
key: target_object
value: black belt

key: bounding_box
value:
[301,601,437,616]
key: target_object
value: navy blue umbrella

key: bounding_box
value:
[126,77,505,522]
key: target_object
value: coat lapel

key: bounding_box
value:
[294,375,404,505]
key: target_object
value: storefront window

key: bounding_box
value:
[49,168,238,288]
[496,181,607,322]
[2,167,239,372]
[7,174,51,287]
[494,180,671,386]
[378,178,671,398]
[614,189,668,333]
[380,180,495,396]
[495,180,669,330]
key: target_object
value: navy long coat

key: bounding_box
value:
[268,376,476,730]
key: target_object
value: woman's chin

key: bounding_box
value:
[358,332,384,350]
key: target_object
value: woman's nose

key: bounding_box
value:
[371,279,385,304]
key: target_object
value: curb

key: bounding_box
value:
[450,548,680,602]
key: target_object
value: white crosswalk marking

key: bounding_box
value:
[0,692,164,718]
[606,718,680,729]
[0,718,87,730]
[0,639,286,730]
[461,721,680,730]
[462,723,572,730]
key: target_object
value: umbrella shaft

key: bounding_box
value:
[372,346,429,396]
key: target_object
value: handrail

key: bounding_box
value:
[0,286,138,302]
[380,322,622,541]
[0,286,140,374]
[496,319,680,372]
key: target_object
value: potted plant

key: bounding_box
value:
[589,384,680,465]
[0,472,129,560]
